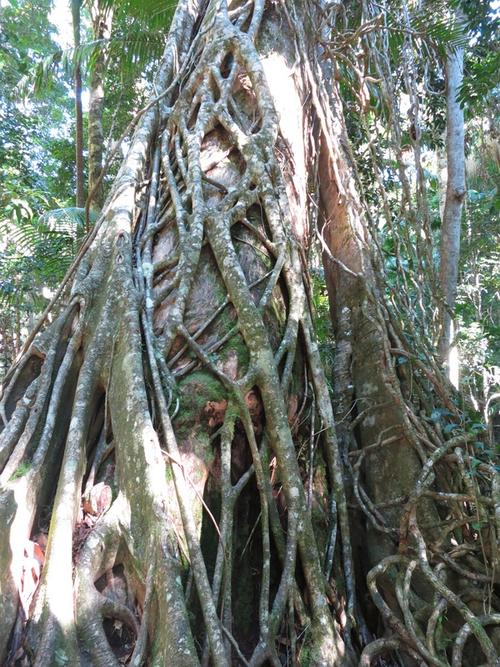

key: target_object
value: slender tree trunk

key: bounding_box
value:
[72,0,85,209]
[88,1,112,210]
[438,19,466,383]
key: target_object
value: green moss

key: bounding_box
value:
[299,645,312,667]
[173,371,226,438]
[10,461,31,481]
[177,371,225,410]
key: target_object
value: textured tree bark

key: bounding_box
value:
[438,20,466,382]
[313,10,498,667]
[315,54,439,616]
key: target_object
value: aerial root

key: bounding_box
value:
[359,637,425,666]
[359,418,500,665]
[75,498,141,667]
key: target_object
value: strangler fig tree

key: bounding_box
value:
[1,1,498,666]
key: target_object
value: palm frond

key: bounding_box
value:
[25,29,167,96]
[405,6,468,54]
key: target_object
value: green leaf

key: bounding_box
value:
[470,422,486,432]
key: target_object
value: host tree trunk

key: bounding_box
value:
[0,2,498,666]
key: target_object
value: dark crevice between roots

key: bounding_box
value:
[95,564,139,662]
[3,356,43,425]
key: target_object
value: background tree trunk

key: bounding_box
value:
[439,15,466,384]
[72,0,85,209]
[87,0,112,210]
